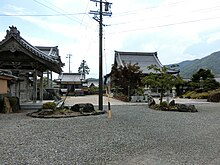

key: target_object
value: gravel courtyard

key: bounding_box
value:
[0,101,220,164]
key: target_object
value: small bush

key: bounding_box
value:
[182,91,195,98]
[8,97,20,112]
[113,93,129,102]
[160,101,168,107]
[182,91,209,99]
[207,92,220,102]
[42,102,56,110]
[160,101,169,110]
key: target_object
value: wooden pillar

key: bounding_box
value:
[25,75,29,101]
[50,71,53,87]
[47,70,50,88]
[39,73,43,101]
[33,69,37,103]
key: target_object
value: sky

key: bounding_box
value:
[1,0,220,78]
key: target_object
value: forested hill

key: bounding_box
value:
[170,51,220,78]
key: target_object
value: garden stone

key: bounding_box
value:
[8,97,20,112]
[2,97,12,113]
[70,104,80,112]
[176,104,198,112]
[169,100,175,106]
[71,103,95,113]
[148,97,155,107]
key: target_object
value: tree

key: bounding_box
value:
[110,63,143,97]
[78,60,90,76]
[189,68,219,90]
[142,65,183,104]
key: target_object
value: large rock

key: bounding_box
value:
[176,104,198,112]
[169,100,175,106]
[148,97,155,107]
[8,97,20,112]
[71,103,95,113]
[2,97,12,113]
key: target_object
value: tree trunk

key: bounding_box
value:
[160,90,164,104]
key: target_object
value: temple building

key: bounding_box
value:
[55,73,87,96]
[113,50,178,74]
[0,26,64,103]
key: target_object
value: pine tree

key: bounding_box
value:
[78,60,90,76]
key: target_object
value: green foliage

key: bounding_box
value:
[182,88,220,99]
[142,65,183,104]
[78,60,90,75]
[135,86,144,95]
[8,97,20,112]
[42,102,56,110]
[207,92,220,102]
[88,86,99,94]
[160,101,169,110]
[191,68,214,82]
[189,68,219,91]
[113,92,129,102]
[110,63,143,96]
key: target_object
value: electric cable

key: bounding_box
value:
[107,15,220,35]
[32,0,87,26]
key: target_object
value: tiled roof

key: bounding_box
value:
[0,69,17,80]
[114,51,163,74]
[58,73,84,82]
[0,26,64,73]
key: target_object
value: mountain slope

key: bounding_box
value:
[171,51,220,78]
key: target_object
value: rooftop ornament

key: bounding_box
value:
[6,26,20,39]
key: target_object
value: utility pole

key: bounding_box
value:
[66,54,72,73]
[89,0,112,111]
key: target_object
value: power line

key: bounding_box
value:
[108,3,220,28]
[0,13,87,17]
[32,0,87,26]
[113,0,186,17]
[107,15,220,35]
[112,1,220,19]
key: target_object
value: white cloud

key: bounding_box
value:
[207,32,220,44]
[2,0,220,78]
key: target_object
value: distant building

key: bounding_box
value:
[55,73,86,95]
[105,50,179,84]
[114,51,163,74]
[87,78,99,88]
[104,51,180,99]
[114,50,179,75]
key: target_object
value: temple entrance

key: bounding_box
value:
[0,26,64,103]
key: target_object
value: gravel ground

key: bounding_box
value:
[0,103,220,165]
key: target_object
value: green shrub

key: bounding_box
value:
[113,93,129,102]
[207,92,220,102]
[159,101,169,110]
[42,102,56,110]
[182,91,209,99]
[190,92,209,99]
[160,101,168,107]
[8,97,20,112]
[182,91,196,98]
